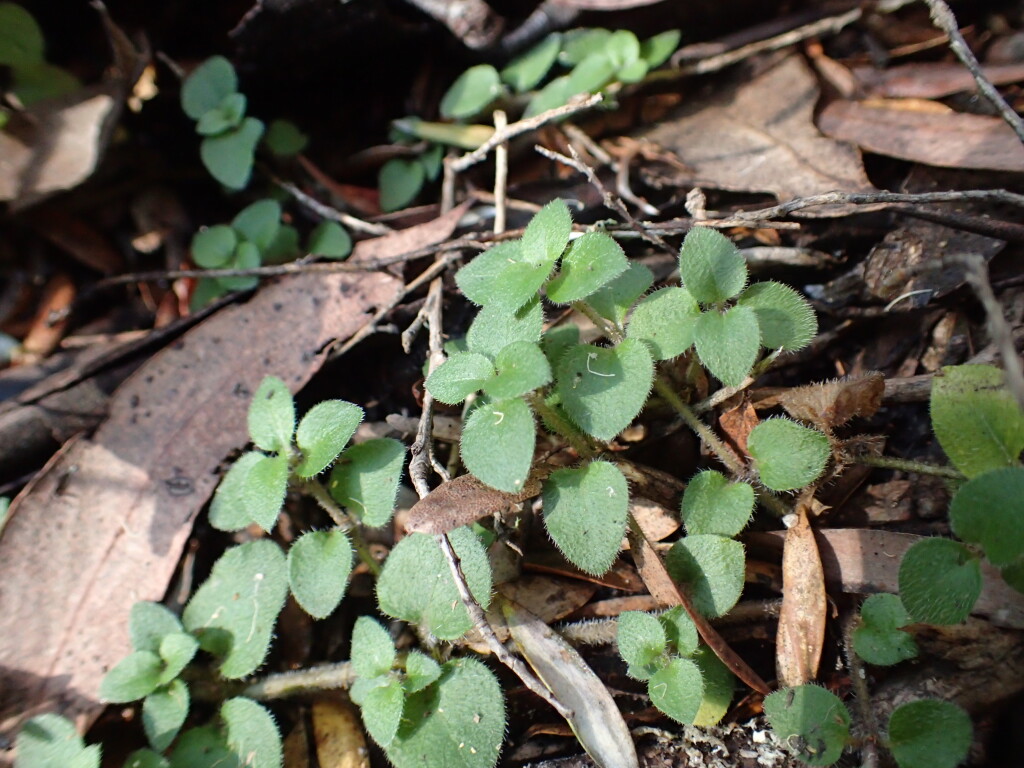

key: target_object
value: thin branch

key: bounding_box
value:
[922,0,1024,144]
[242,661,355,700]
[449,92,603,173]
[854,453,965,481]
[273,176,393,236]
[493,109,509,235]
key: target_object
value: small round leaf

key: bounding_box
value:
[888,700,972,768]
[294,399,363,478]
[679,227,748,305]
[949,466,1024,567]
[666,535,745,618]
[181,56,238,120]
[737,281,817,351]
[680,470,754,537]
[200,117,264,190]
[307,220,352,260]
[143,679,189,752]
[404,650,442,693]
[456,240,554,313]
[691,645,735,727]
[461,398,536,493]
[501,33,562,93]
[545,232,628,304]
[627,286,700,360]
[329,437,407,527]
[747,418,830,492]
[543,460,629,575]
[288,530,354,619]
[191,225,237,269]
[648,657,704,725]
[351,616,396,679]
[440,64,502,119]
[658,606,699,657]
[852,593,918,666]
[379,157,425,213]
[560,28,613,66]
[248,376,295,453]
[640,30,681,68]
[426,352,495,405]
[232,199,281,251]
[694,305,760,388]
[764,684,851,767]
[466,297,544,358]
[617,610,667,669]
[100,651,163,703]
[157,632,199,684]
[130,601,183,654]
[566,52,617,95]
[524,75,573,118]
[264,118,308,157]
[899,538,981,625]
[196,92,247,136]
[483,341,551,400]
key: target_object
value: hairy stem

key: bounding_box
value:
[854,454,965,481]
[304,479,382,576]
[527,390,597,458]
[654,376,746,476]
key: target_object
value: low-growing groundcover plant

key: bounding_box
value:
[17,203,1009,768]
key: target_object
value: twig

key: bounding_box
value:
[242,662,355,700]
[841,608,881,768]
[853,453,965,481]
[493,109,508,235]
[957,254,1024,413]
[449,93,603,173]
[922,0,1024,145]
[273,177,392,236]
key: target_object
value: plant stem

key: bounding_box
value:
[304,479,382,576]
[242,661,356,701]
[653,376,746,476]
[571,300,624,343]
[854,454,965,481]
[527,391,596,458]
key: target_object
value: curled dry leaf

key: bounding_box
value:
[404,473,541,535]
[779,372,885,431]
[775,493,827,688]
[718,396,759,456]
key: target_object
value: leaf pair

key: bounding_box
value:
[616,608,734,727]
[627,227,817,387]
[0,3,79,106]
[350,617,506,768]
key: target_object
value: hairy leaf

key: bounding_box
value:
[130,601,184,654]
[427,352,495,405]
[522,198,573,266]
[648,657,703,725]
[737,281,817,351]
[617,611,667,670]
[461,398,535,493]
[887,700,972,768]
[693,306,760,388]
[222,697,282,768]
[950,466,1024,567]
[899,538,981,625]
[747,418,830,492]
[627,286,701,360]
[853,593,918,666]
[589,261,654,325]
[764,685,851,767]
[679,227,747,305]
[483,341,552,400]
[350,617,396,679]
[329,438,406,527]
[456,240,554,313]
[466,297,544,358]
[295,399,363,478]
[288,530,353,619]
[100,651,163,703]
[248,376,295,453]
[680,470,754,537]
[666,535,745,618]
[545,232,628,304]
[143,679,189,752]
[361,677,405,747]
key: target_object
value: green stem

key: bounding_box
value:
[653,376,746,476]
[304,479,382,576]
[527,391,596,458]
[854,454,965,481]
[572,300,624,343]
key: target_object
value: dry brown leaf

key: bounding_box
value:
[0,270,401,739]
[313,697,370,768]
[623,495,679,547]
[18,273,75,363]
[818,100,1024,172]
[283,715,311,768]
[775,496,827,687]
[779,372,885,431]
[404,473,540,535]
[640,54,875,216]
[748,528,1024,630]
[497,575,596,625]
[854,62,1024,99]
[718,396,759,456]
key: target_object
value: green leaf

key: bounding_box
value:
[405,651,442,693]
[294,399,363,478]
[248,376,295,453]
[200,117,264,190]
[426,352,495,405]
[501,33,562,93]
[888,700,972,768]
[191,225,238,269]
[11,62,79,105]
[169,727,238,768]
[420,142,444,181]
[747,418,831,492]
[263,224,300,264]
[691,645,735,727]
[181,56,238,120]
[232,199,281,251]
[361,677,405,747]
[209,452,264,531]
[680,470,754,537]
[196,93,247,136]
[950,467,1024,567]
[658,606,699,657]
[350,617,396,679]
[385,658,505,768]
[852,593,918,666]
[244,453,290,532]
[221,697,282,768]
[483,341,551,400]
[182,540,289,678]
[617,59,649,84]
[899,538,981,625]
[616,610,667,670]
[559,28,613,65]
[679,227,748,305]
[566,52,617,95]
[627,286,700,361]
[931,364,1024,478]
[264,118,308,157]
[130,601,184,654]
[456,240,554,314]
[157,633,199,684]
[461,398,535,493]
[440,64,502,119]
[124,749,170,768]
[287,530,353,619]
[217,240,261,291]
[328,438,406,527]
[666,535,745,618]
[543,460,628,575]
[589,261,654,325]
[15,714,101,768]
[737,281,817,351]
[307,221,352,260]
[143,679,189,752]
[541,324,579,368]
[556,339,654,441]
[0,3,44,68]
[640,30,681,68]
[606,30,640,69]
[466,297,544,358]
[649,657,704,725]
[1002,556,1024,594]
[376,528,491,640]
[379,157,425,213]
[522,198,573,266]
[100,651,163,703]
[523,75,573,118]
[545,232,628,304]
[693,305,760,387]
[764,685,851,767]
